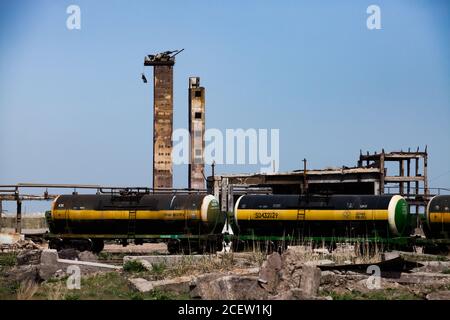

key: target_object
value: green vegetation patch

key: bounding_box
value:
[0,252,17,268]
[123,260,147,273]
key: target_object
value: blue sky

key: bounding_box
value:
[0,0,449,198]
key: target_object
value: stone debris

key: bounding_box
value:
[426,291,450,300]
[136,259,153,271]
[198,275,268,300]
[78,251,99,262]
[129,276,194,294]
[58,248,80,260]
[4,265,40,283]
[123,254,205,267]
[16,249,41,265]
[39,249,59,280]
[305,259,335,266]
[0,233,25,246]
[1,238,40,251]
[299,265,322,298]
[313,248,330,255]
[3,245,450,300]
[258,252,282,293]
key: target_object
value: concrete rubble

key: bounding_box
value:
[4,247,122,282]
[123,254,205,267]
[2,244,450,300]
[125,247,450,300]
[129,276,194,295]
[426,291,450,300]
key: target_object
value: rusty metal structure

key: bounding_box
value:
[188,77,206,189]
[207,148,442,218]
[358,149,428,205]
[144,49,183,189]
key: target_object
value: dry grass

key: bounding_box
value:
[16,280,39,300]
[280,241,382,265]
[45,282,67,300]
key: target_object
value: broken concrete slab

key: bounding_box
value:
[270,288,305,300]
[123,255,205,267]
[39,249,59,280]
[57,259,122,270]
[200,275,268,300]
[411,261,450,273]
[319,253,420,274]
[299,265,321,298]
[5,265,40,283]
[426,291,450,300]
[40,249,58,265]
[129,276,194,294]
[78,251,98,262]
[258,252,282,293]
[58,248,80,260]
[190,272,225,299]
[16,249,41,265]
[305,259,335,266]
[384,272,450,285]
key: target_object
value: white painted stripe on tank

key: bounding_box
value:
[233,195,244,228]
[169,195,176,208]
[426,195,436,230]
[201,195,215,222]
[387,195,402,236]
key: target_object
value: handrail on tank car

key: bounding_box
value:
[98,187,208,195]
[384,186,450,196]
[0,184,210,202]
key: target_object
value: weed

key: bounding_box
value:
[151,262,166,274]
[65,293,80,300]
[16,280,39,300]
[123,260,147,273]
[0,252,17,267]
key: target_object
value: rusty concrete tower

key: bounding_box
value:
[188,77,206,189]
[144,49,183,189]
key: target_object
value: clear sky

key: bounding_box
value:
[0,0,449,199]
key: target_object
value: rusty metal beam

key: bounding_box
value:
[16,200,21,234]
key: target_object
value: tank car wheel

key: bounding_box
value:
[91,239,104,253]
[231,239,246,252]
[167,239,182,255]
[215,239,224,253]
[49,239,63,251]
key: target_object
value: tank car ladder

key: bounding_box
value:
[128,210,137,238]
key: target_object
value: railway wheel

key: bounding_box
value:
[91,239,104,253]
[49,239,63,251]
[167,239,182,255]
[231,239,246,252]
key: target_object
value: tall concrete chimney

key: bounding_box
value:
[188,77,205,189]
[144,50,182,189]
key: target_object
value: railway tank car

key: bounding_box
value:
[425,195,450,239]
[229,194,410,249]
[45,193,225,254]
